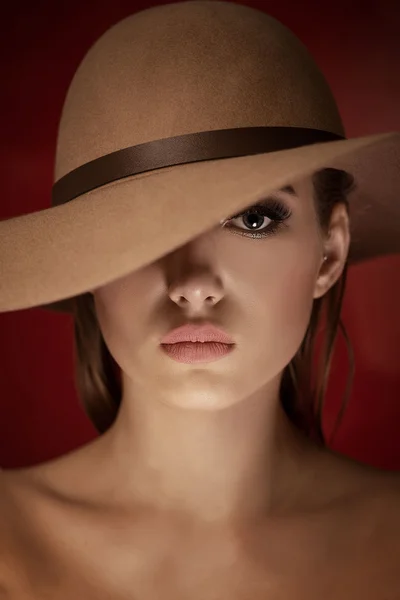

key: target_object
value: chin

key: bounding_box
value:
[161,389,240,412]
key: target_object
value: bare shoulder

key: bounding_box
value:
[0,461,77,592]
[321,449,400,523]
[1,449,399,532]
[365,467,400,514]
[0,453,399,598]
[0,463,77,597]
[364,467,400,514]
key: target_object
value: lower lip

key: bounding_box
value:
[161,342,235,364]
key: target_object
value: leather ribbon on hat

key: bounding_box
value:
[52,127,345,207]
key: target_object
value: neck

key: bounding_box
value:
[93,374,321,525]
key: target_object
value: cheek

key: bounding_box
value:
[236,243,320,371]
[92,269,155,362]
[271,260,317,343]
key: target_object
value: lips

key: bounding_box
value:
[160,323,235,345]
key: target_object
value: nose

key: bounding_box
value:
[168,271,224,312]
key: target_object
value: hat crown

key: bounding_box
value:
[54,0,345,182]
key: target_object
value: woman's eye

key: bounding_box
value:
[220,200,292,239]
[229,211,272,233]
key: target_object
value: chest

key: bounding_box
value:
[3,547,399,600]
[3,509,400,600]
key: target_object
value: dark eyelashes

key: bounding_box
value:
[220,197,292,239]
[229,198,292,221]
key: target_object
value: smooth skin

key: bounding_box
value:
[1,174,399,598]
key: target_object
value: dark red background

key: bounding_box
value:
[0,1,399,470]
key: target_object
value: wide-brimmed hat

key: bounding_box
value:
[1,0,399,315]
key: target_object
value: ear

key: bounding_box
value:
[313,203,350,299]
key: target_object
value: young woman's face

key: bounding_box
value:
[92,174,349,410]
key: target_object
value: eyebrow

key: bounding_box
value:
[279,185,297,196]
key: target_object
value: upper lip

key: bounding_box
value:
[160,322,235,344]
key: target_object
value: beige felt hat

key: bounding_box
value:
[1,0,399,315]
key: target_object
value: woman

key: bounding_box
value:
[1,1,399,597]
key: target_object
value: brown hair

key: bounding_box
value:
[72,168,356,443]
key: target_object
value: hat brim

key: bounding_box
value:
[1,131,399,314]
